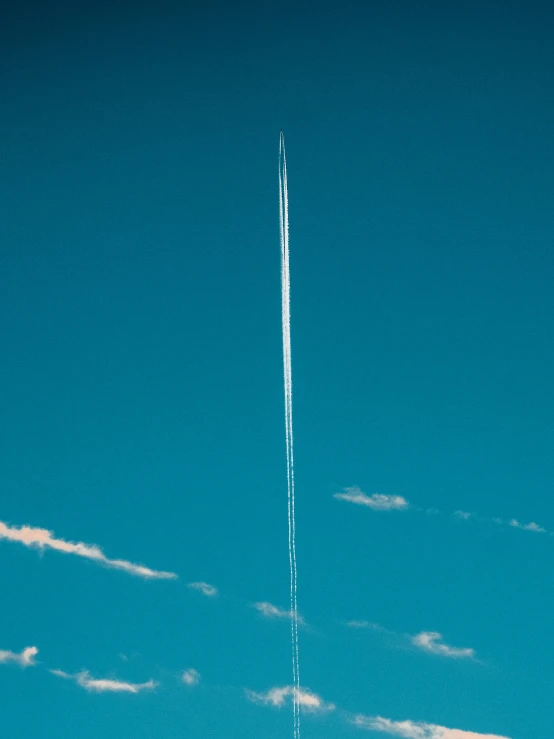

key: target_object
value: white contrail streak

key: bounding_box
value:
[279,131,300,739]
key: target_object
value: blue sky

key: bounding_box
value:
[1,2,553,737]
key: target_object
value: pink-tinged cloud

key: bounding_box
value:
[0,646,38,668]
[0,520,177,580]
[411,632,475,660]
[334,487,409,511]
[353,714,511,738]
[246,685,334,713]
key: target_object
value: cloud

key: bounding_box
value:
[508,519,546,533]
[50,668,157,694]
[254,601,305,625]
[49,669,72,679]
[187,581,218,597]
[454,511,472,520]
[352,714,511,738]
[77,672,157,694]
[0,520,177,580]
[457,512,548,535]
[181,668,200,686]
[411,632,475,660]
[246,685,334,713]
[346,620,386,632]
[0,646,38,668]
[334,487,409,511]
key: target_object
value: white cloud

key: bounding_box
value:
[187,581,218,597]
[508,519,546,533]
[0,646,38,668]
[50,669,157,693]
[0,520,177,580]
[411,632,475,660]
[454,511,472,520]
[181,668,200,686]
[77,672,157,694]
[49,669,72,679]
[334,487,409,511]
[353,714,511,738]
[246,685,334,713]
[254,601,305,625]
[346,620,385,632]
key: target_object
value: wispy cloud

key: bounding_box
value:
[181,668,200,686]
[187,581,218,597]
[50,668,157,694]
[344,621,476,661]
[246,685,334,713]
[352,714,511,738]
[0,646,38,668]
[454,510,472,521]
[411,632,475,660]
[508,519,546,533]
[334,487,409,511]
[456,512,548,535]
[0,520,177,580]
[346,620,386,632]
[337,493,549,537]
[49,669,72,679]
[254,601,305,625]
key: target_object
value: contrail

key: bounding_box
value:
[279,131,300,738]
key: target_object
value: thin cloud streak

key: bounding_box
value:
[187,581,218,597]
[334,487,409,511]
[412,632,475,660]
[345,622,477,660]
[49,669,72,679]
[246,685,334,713]
[457,512,548,535]
[50,668,157,694]
[346,620,386,632]
[77,672,157,693]
[279,130,301,738]
[254,601,305,625]
[0,520,177,580]
[353,714,511,738]
[337,494,549,536]
[0,646,38,668]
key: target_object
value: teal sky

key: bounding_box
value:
[1,2,553,738]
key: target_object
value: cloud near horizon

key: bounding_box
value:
[246,685,334,713]
[334,487,409,511]
[187,581,218,597]
[254,601,305,624]
[411,632,475,660]
[50,669,157,694]
[0,646,38,668]
[0,520,177,580]
[353,714,511,738]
